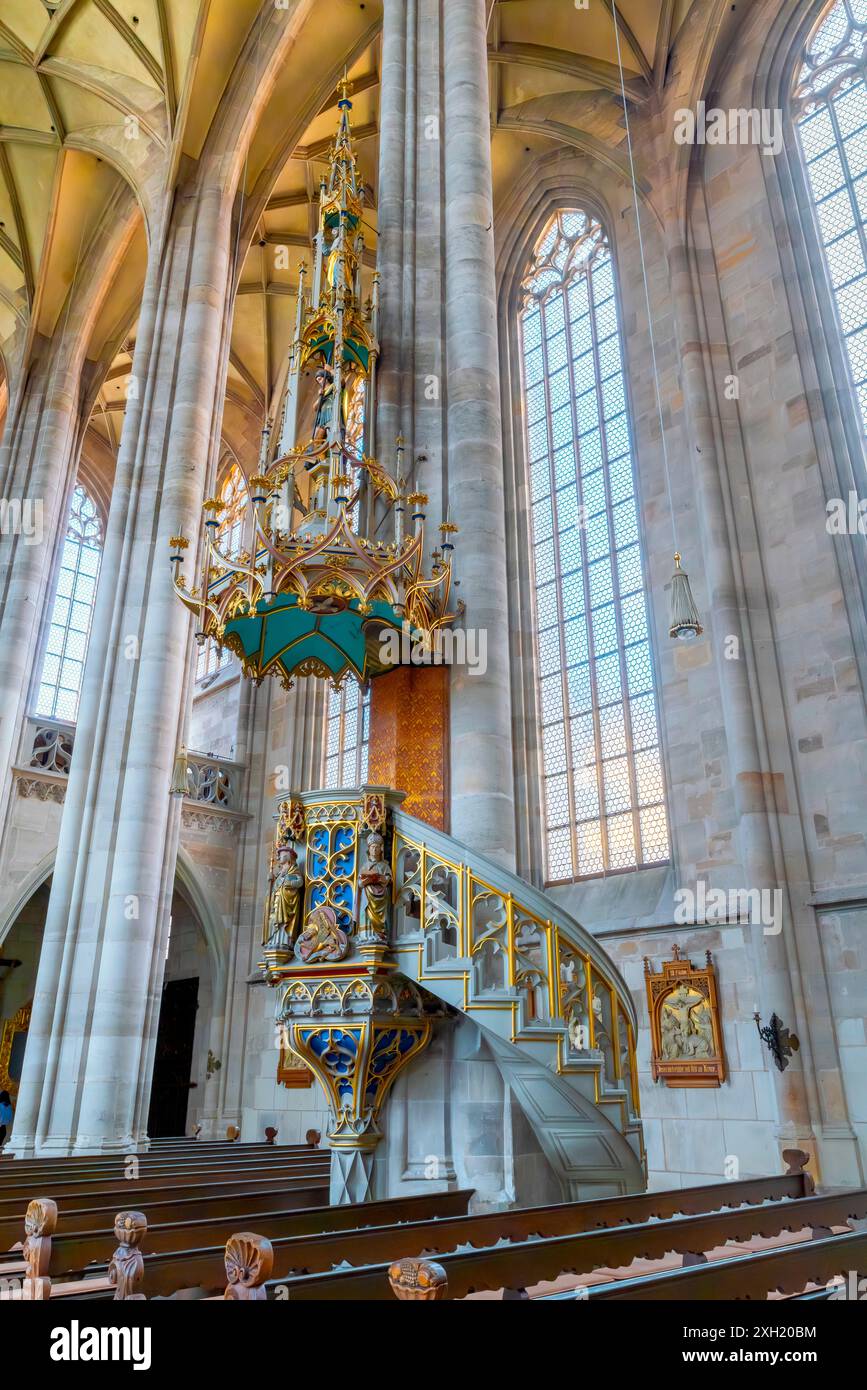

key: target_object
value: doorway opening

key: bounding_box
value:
[147,977,199,1137]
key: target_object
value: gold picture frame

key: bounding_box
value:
[277,1040,313,1090]
[644,948,726,1088]
[0,999,32,1098]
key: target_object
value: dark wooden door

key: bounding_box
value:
[147,977,199,1138]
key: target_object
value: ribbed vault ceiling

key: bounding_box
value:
[0,0,701,467]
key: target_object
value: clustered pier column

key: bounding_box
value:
[376,0,516,868]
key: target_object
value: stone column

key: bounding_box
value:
[0,189,139,836]
[375,0,515,866]
[442,0,515,866]
[666,234,859,1182]
[10,181,236,1155]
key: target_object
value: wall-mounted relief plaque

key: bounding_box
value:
[644,946,726,1088]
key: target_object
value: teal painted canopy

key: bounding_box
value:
[222,592,405,685]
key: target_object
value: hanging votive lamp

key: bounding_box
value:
[170,745,191,798]
[668,553,703,640]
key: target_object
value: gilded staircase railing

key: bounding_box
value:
[390,809,642,1154]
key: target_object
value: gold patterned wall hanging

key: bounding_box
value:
[644,947,725,1088]
[368,665,449,830]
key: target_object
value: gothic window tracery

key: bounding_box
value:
[35,483,103,723]
[519,210,669,882]
[324,684,370,788]
[795,0,867,432]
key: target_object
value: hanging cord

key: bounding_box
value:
[610,1,680,559]
[229,3,271,440]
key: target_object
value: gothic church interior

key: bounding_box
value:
[1,0,867,1309]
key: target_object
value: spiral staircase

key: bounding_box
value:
[388,810,645,1199]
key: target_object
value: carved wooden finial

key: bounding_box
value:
[22,1197,58,1300]
[109,1211,147,1300]
[306,1128,321,1148]
[223,1233,274,1300]
[388,1257,448,1301]
[264,1126,278,1146]
[782,1148,815,1193]
[226,1124,240,1141]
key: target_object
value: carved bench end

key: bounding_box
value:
[224,1232,274,1300]
[388,1258,448,1301]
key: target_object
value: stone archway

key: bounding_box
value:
[0,877,52,1114]
[146,851,229,1140]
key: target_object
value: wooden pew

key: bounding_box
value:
[0,1154,330,1209]
[0,1177,335,1250]
[5,1190,475,1299]
[580,1225,867,1300]
[32,1186,476,1289]
[38,1168,831,1300]
[258,1184,867,1301]
[0,1174,330,1254]
[0,1142,314,1180]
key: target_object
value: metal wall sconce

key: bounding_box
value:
[754,1012,800,1072]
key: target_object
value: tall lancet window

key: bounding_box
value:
[324,684,369,788]
[519,210,669,882]
[36,483,103,722]
[795,0,867,432]
[197,463,247,681]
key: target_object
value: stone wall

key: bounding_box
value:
[189,667,242,760]
[497,0,867,1189]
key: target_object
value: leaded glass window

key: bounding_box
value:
[197,464,248,681]
[519,210,669,882]
[795,0,867,430]
[35,484,103,722]
[324,684,369,787]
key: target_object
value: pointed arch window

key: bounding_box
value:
[324,684,370,787]
[197,463,248,681]
[35,483,103,722]
[795,0,867,432]
[519,210,669,882]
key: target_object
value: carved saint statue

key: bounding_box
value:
[360,831,392,937]
[296,905,349,964]
[267,844,304,950]
[311,365,336,443]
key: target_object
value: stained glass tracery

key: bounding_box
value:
[795,0,867,432]
[324,683,370,788]
[519,210,669,882]
[36,484,103,723]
